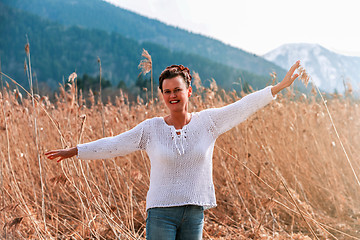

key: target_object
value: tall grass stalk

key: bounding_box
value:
[138,49,153,102]
[25,41,47,234]
[0,57,6,239]
[0,66,359,238]
[298,65,359,188]
[254,180,281,237]
[98,57,105,137]
[215,145,356,239]
[281,180,319,239]
[0,72,66,142]
[315,84,360,188]
[96,57,122,235]
[0,84,44,237]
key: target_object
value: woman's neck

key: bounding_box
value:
[166,111,191,130]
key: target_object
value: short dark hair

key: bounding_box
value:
[159,65,192,92]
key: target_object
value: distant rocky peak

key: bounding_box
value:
[264,43,360,93]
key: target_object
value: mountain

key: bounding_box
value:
[264,43,360,93]
[0,1,270,93]
[2,0,286,79]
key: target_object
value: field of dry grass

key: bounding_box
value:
[0,75,360,239]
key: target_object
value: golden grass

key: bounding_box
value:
[138,49,153,102]
[297,65,310,87]
[0,77,359,239]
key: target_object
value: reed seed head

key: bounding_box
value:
[68,72,77,83]
[138,49,152,75]
[25,43,30,55]
[270,72,277,85]
[297,65,310,87]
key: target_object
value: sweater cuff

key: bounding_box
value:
[76,143,86,160]
[265,85,277,100]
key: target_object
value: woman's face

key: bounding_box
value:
[162,76,192,113]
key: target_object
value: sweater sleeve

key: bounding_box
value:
[77,119,149,160]
[204,86,275,137]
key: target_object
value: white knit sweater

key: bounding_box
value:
[77,86,275,210]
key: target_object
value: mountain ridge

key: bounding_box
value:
[2,0,286,78]
[264,43,360,93]
[0,1,270,92]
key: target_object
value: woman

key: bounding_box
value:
[46,61,300,239]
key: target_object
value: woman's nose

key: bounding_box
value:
[170,91,176,97]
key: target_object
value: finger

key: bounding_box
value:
[292,73,299,80]
[287,60,300,75]
[45,151,56,155]
[45,150,61,156]
[48,155,59,161]
[292,60,300,68]
[47,153,60,160]
[289,61,300,75]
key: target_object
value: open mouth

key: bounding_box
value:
[170,100,180,104]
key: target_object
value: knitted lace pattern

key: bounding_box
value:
[77,86,275,210]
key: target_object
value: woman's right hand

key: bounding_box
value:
[45,147,78,162]
[271,60,300,96]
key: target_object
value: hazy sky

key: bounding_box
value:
[104,0,360,57]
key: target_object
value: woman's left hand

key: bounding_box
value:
[271,60,300,96]
[45,147,78,162]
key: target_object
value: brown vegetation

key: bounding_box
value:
[0,75,360,239]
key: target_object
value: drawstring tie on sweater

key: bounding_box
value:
[172,129,186,155]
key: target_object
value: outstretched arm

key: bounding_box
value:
[271,60,300,96]
[203,60,301,136]
[45,119,149,162]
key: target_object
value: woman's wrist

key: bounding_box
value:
[68,147,78,157]
[271,83,283,96]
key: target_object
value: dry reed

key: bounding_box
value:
[0,69,359,239]
[138,49,153,102]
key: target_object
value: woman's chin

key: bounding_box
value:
[168,106,186,113]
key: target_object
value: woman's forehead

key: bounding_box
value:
[162,76,187,88]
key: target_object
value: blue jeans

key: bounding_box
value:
[146,205,204,240]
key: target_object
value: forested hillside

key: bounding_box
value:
[3,0,285,77]
[0,1,270,94]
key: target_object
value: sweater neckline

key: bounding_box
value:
[161,112,194,131]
